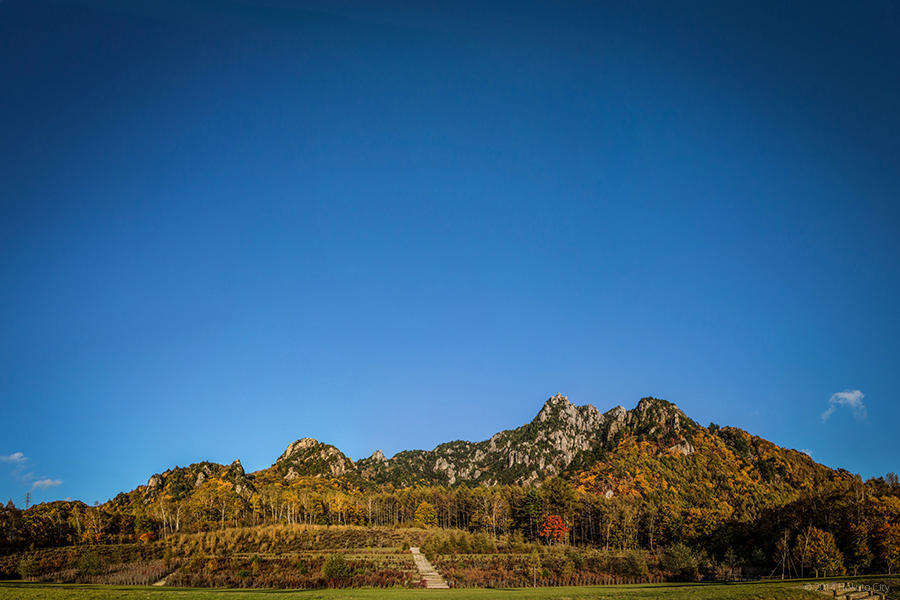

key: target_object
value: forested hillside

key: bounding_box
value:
[2,395,899,579]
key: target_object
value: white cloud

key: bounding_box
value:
[821,389,866,422]
[0,452,26,463]
[800,449,813,457]
[3,452,63,494]
[2,453,62,494]
[31,478,62,490]
[2,452,31,480]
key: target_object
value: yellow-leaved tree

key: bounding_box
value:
[414,501,437,528]
[806,527,845,578]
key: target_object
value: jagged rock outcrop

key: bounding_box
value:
[261,394,698,487]
[271,438,355,480]
[141,459,256,502]
[356,394,698,486]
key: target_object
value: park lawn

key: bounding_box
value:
[0,581,824,600]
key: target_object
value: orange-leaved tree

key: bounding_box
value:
[539,514,569,544]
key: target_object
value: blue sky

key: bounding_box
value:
[1,0,899,507]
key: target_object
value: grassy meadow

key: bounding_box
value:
[0,580,830,600]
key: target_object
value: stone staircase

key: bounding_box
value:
[803,582,890,600]
[410,547,449,589]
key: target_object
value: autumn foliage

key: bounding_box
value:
[414,501,437,528]
[538,515,569,544]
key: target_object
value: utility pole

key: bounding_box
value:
[25,492,31,509]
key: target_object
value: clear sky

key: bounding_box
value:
[1,0,899,507]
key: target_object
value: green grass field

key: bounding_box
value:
[0,580,827,600]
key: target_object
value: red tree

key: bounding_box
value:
[539,514,570,544]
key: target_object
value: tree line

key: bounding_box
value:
[3,471,899,577]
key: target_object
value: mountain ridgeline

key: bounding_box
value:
[140,395,828,500]
[272,395,697,487]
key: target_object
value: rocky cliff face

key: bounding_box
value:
[353,394,697,486]
[256,394,698,487]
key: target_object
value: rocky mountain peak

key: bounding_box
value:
[368,450,387,462]
[271,438,354,481]
[536,393,579,420]
[546,393,570,406]
[278,438,321,462]
[629,397,692,432]
[535,394,603,430]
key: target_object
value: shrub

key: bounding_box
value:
[660,543,698,581]
[76,551,103,578]
[509,531,527,553]
[17,557,38,580]
[621,550,649,579]
[565,548,584,570]
[322,554,351,580]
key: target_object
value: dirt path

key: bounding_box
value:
[410,547,449,589]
